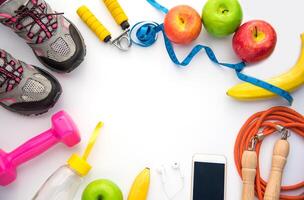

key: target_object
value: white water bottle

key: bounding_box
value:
[33,122,103,200]
[32,165,83,200]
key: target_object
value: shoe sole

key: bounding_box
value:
[0,69,62,116]
[0,88,61,116]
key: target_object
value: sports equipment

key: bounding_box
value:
[227,33,304,101]
[0,49,61,115]
[33,122,103,200]
[77,0,131,51]
[0,0,86,73]
[0,110,80,186]
[234,106,304,200]
[127,168,150,200]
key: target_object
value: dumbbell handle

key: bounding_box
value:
[0,111,80,186]
[7,129,58,167]
[264,140,289,200]
[242,150,257,200]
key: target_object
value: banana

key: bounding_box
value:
[127,168,150,200]
[227,33,304,101]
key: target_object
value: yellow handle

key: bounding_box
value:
[82,122,104,160]
[103,0,129,30]
[77,6,111,42]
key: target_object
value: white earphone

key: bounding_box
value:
[172,162,184,179]
[156,162,184,200]
[156,165,167,183]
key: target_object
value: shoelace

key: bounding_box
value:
[0,51,23,92]
[3,0,63,44]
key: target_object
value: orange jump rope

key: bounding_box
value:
[234,106,304,200]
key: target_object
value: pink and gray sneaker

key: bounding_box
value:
[0,49,62,115]
[0,0,86,73]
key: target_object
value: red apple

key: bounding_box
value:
[232,20,277,63]
[164,5,202,44]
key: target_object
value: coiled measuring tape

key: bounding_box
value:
[128,0,293,104]
[77,0,131,51]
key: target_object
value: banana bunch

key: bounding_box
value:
[227,34,304,101]
[128,168,150,200]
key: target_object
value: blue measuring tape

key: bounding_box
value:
[147,0,168,13]
[130,0,293,104]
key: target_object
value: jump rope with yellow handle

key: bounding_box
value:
[77,0,131,51]
[234,107,304,200]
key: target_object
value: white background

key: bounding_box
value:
[1,0,304,199]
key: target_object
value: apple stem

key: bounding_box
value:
[254,26,258,37]
[222,9,229,13]
[179,17,185,24]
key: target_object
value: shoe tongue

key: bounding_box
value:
[0,0,30,16]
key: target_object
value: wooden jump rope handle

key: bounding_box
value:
[242,150,257,200]
[264,139,290,200]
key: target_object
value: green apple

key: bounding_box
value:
[202,0,243,37]
[82,179,123,200]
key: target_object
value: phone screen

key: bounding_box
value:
[192,161,225,200]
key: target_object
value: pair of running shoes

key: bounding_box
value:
[0,0,86,115]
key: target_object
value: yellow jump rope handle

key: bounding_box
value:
[103,0,130,30]
[241,150,257,200]
[77,6,112,42]
[264,139,289,200]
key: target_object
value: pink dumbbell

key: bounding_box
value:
[0,110,81,186]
